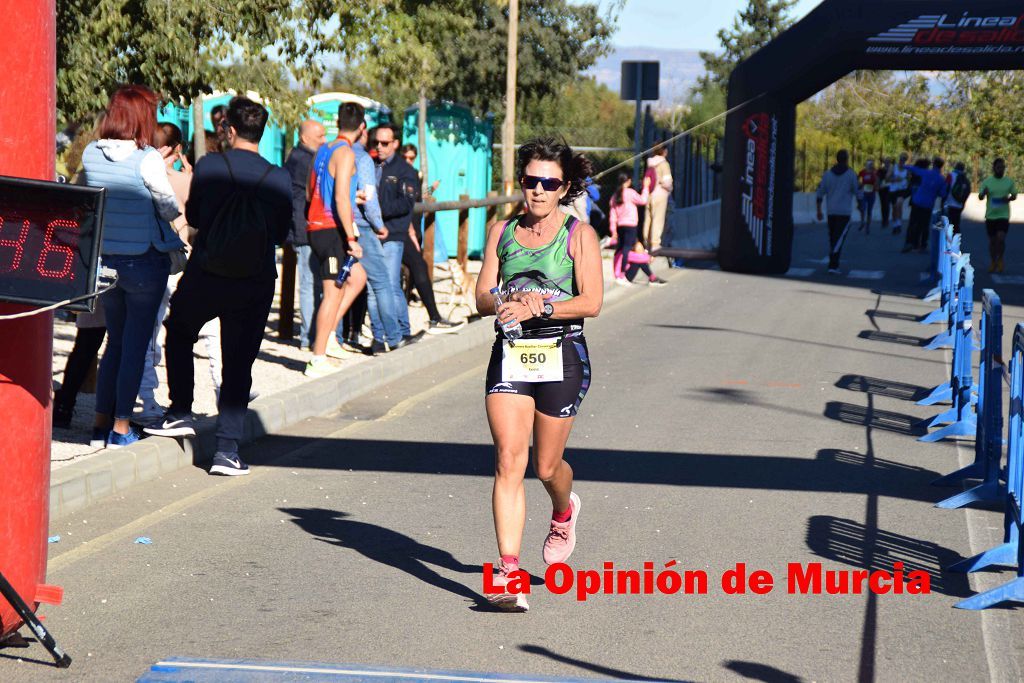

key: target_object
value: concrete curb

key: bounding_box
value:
[48,265,675,520]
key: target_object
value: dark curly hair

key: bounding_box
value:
[516,137,594,206]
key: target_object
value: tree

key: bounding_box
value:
[695,0,797,99]
[55,0,383,125]
[360,0,616,118]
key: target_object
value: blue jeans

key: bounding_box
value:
[96,249,171,420]
[381,240,409,338]
[352,230,403,346]
[295,244,320,348]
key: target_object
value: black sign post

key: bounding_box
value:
[0,176,105,312]
[621,61,660,186]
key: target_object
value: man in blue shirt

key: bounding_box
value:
[903,157,948,253]
[337,127,404,352]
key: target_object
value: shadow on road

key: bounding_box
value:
[518,644,693,682]
[805,515,971,598]
[823,401,928,437]
[723,660,804,683]
[834,375,931,403]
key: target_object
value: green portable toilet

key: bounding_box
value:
[199,90,286,165]
[403,102,494,261]
[304,92,392,142]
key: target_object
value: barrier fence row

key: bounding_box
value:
[912,216,1023,609]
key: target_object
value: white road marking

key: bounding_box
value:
[847,270,885,280]
[785,268,815,278]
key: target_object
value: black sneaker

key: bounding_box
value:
[143,412,196,438]
[209,451,250,476]
[370,340,389,355]
[649,277,668,287]
[53,402,73,429]
[394,332,425,349]
[427,319,466,335]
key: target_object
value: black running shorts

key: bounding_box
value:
[987,218,1010,237]
[308,228,349,279]
[485,336,591,418]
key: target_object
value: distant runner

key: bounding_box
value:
[979,158,1018,273]
[476,138,603,611]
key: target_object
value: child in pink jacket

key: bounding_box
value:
[609,172,649,281]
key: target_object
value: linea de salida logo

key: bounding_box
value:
[740,113,772,256]
[869,12,1024,46]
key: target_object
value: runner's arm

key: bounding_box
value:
[475,220,507,316]
[332,146,357,239]
[557,222,603,319]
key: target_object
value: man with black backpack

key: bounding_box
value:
[146,97,291,476]
[945,161,971,235]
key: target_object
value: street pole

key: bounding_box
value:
[632,63,643,187]
[193,93,206,159]
[418,83,429,198]
[502,0,519,199]
[0,0,57,639]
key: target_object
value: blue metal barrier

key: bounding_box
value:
[934,289,1005,507]
[921,232,962,324]
[952,323,1024,609]
[923,253,969,351]
[924,216,951,301]
[919,261,976,442]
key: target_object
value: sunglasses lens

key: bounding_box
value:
[522,176,563,191]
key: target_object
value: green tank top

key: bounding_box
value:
[497,214,582,332]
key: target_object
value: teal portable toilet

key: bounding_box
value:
[157,102,191,143]
[199,91,285,165]
[304,92,392,143]
[403,103,494,260]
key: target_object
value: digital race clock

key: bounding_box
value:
[0,176,105,312]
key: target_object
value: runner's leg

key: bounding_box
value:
[532,412,575,516]
[486,393,534,559]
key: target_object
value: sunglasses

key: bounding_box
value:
[520,175,566,192]
[375,139,396,147]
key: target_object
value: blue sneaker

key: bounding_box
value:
[209,451,250,476]
[106,427,141,450]
[89,427,108,449]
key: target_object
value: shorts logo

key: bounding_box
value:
[489,382,517,394]
[559,404,574,417]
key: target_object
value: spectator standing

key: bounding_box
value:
[888,153,910,235]
[857,159,878,234]
[283,119,326,350]
[145,97,292,476]
[303,102,370,376]
[945,161,971,236]
[643,144,673,251]
[138,122,194,421]
[82,84,184,448]
[374,124,464,342]
[609,171,650,285]
[877,158,891,230]
[902,157,948,253]
[815,149,858,275]
[342,125,405,352]
[979,158,1019,273]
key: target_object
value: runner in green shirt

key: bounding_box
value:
[979,158,1018,273]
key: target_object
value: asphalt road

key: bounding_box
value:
[3,217,1023,682]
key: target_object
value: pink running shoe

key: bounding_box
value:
[486,561,529,612]
[543,491,581,565]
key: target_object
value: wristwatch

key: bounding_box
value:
[541,302,554,319]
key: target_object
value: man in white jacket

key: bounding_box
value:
[643,145,673,251]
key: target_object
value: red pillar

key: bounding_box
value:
[0,0,58,637]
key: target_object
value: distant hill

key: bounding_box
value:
[586,46,706,109]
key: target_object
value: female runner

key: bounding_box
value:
[475,138,603,611]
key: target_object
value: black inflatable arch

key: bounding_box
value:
[720,0,1024,274]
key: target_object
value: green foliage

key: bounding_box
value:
[796,70,1024,189]
[56,0,382,126]
[518,79,633,148]
[696,0,797,99]
[359,0,615,118]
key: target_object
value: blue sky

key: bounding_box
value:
[603,0,822,51]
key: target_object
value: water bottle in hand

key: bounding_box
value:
[491,287,523,342]
[336,255,358,287]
